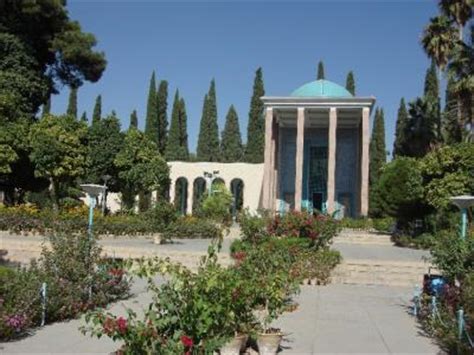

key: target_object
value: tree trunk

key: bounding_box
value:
[50,177,59,212]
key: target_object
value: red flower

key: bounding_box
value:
[103,317,115,335]
[116,317,128,334]
[181,335,193,348]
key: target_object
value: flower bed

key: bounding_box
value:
[0,231,130,340]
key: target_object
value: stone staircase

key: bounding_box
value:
[334,229,393,245]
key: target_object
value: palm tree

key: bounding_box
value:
[422,15,458,71]
[439,0,472,40]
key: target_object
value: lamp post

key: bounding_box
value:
[450,195,474,239]
[80,184,107,240]
[203,170,220,197]
[101,175,112,215]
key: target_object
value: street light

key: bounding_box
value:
[203,170,220,197]
[450,195,474,239]
[101,175,112,215]
[80,184,107,237]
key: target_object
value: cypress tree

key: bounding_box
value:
[245,67,265,163]
[393,98,409,158]
[66,86,78,118]
[166,90,189,161]
[317,61,325,80]
[442,75,462,144]
[130,110,138,129]
[92,95,102,124]
[369,108,387,216]
[221,105,243,162]
[42,94,51,116]
[145,71,159,146]
[345,71,355,95]
[196,80,220,161]
[423,60,441,141]
[80,111,88,123]
[369,108,386,185]
[156,80,168,155]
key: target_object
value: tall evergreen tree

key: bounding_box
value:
[442,75,462,143]
[156,80,168,155]
[92,95,102,124]
[42,94,51,116]
[245,67,265,163]
[130,110,138,130]
[345,71,355,95]
[80,111,87,123]
[393,98,409,158]
[196,80,220,161]
[317,61,325,80]
[221,105,243,162]
[144,71,159,146]
[66,86,78,118]
[166,90,189,161]
[369,108,387,216]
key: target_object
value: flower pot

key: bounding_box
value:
[220,334,247,355]
[152,234,162,244]
[257,332,282,355]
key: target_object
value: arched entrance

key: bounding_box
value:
[174,177,188,215]
[193,177,206,213]
[212,178,225,193]
[230,178,244,217]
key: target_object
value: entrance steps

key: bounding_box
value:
[332,259,432,288]
[334,229,393,245]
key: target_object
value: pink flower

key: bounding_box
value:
[116,317,128,334]
[181,335,193,348]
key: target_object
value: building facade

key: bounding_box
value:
[261,79,375,217]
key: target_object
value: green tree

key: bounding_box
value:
[145,71,158,147]
[86,112,124,192]
[422,15,458,70]
[0,144,17,174]
[439,0,472,40]
[115,129,169,210]
[156,80,168,155]
[317,61,325,80]
[369,108,387,216]
[0,1,106,101]
[424,60,442,140]
[220,105,243,162]
[196,80,220,161]
[80,111,88,123]
[375,157,426,227]
[345,71,355,95]
[42,94,51,117]
[245,67,265,163]
[419,143,474,209]
[442,75,462,143]
[29,114,88,211]
[92,95,101,124]
[393,98,409,158]
[129,110,138,130]
[165,90,189,161]
[66,86,78,118]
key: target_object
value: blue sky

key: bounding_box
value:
[52,0,439,154]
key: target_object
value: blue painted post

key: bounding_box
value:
[461,208,468,239]
[40,282,47,326]
[458,308,464,341]
[88,196,96,239]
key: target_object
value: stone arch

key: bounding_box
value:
[174,177,188,215]
[212,177,225,189]
[193,177,207,213]
[230,178,244,216]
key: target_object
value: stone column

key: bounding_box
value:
[262,107,274,209]
[294,107,305,211]
[326,107,337,214]
[187,180,193,215]
[360,107,370,216]
[169,179,175,204]
[271,119,279,211]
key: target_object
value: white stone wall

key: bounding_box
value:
[83,161,265,214]
[168,161,264,214]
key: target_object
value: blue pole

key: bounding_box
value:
[461,208,468,239]
[458,308,464,340]
[88,196,96,240]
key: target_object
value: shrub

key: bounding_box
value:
[0,232,130,340]
[200,183,233,224]
[391,233,435,250]
[162,216,222,240]
[141,200,178,231]
[373,217,395,233]
[267,211,340,249]
[340,217,373,230]
[239,208,270,243]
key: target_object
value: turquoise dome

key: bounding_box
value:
[291,79,353,98]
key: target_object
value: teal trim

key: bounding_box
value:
[291,79,353,98]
